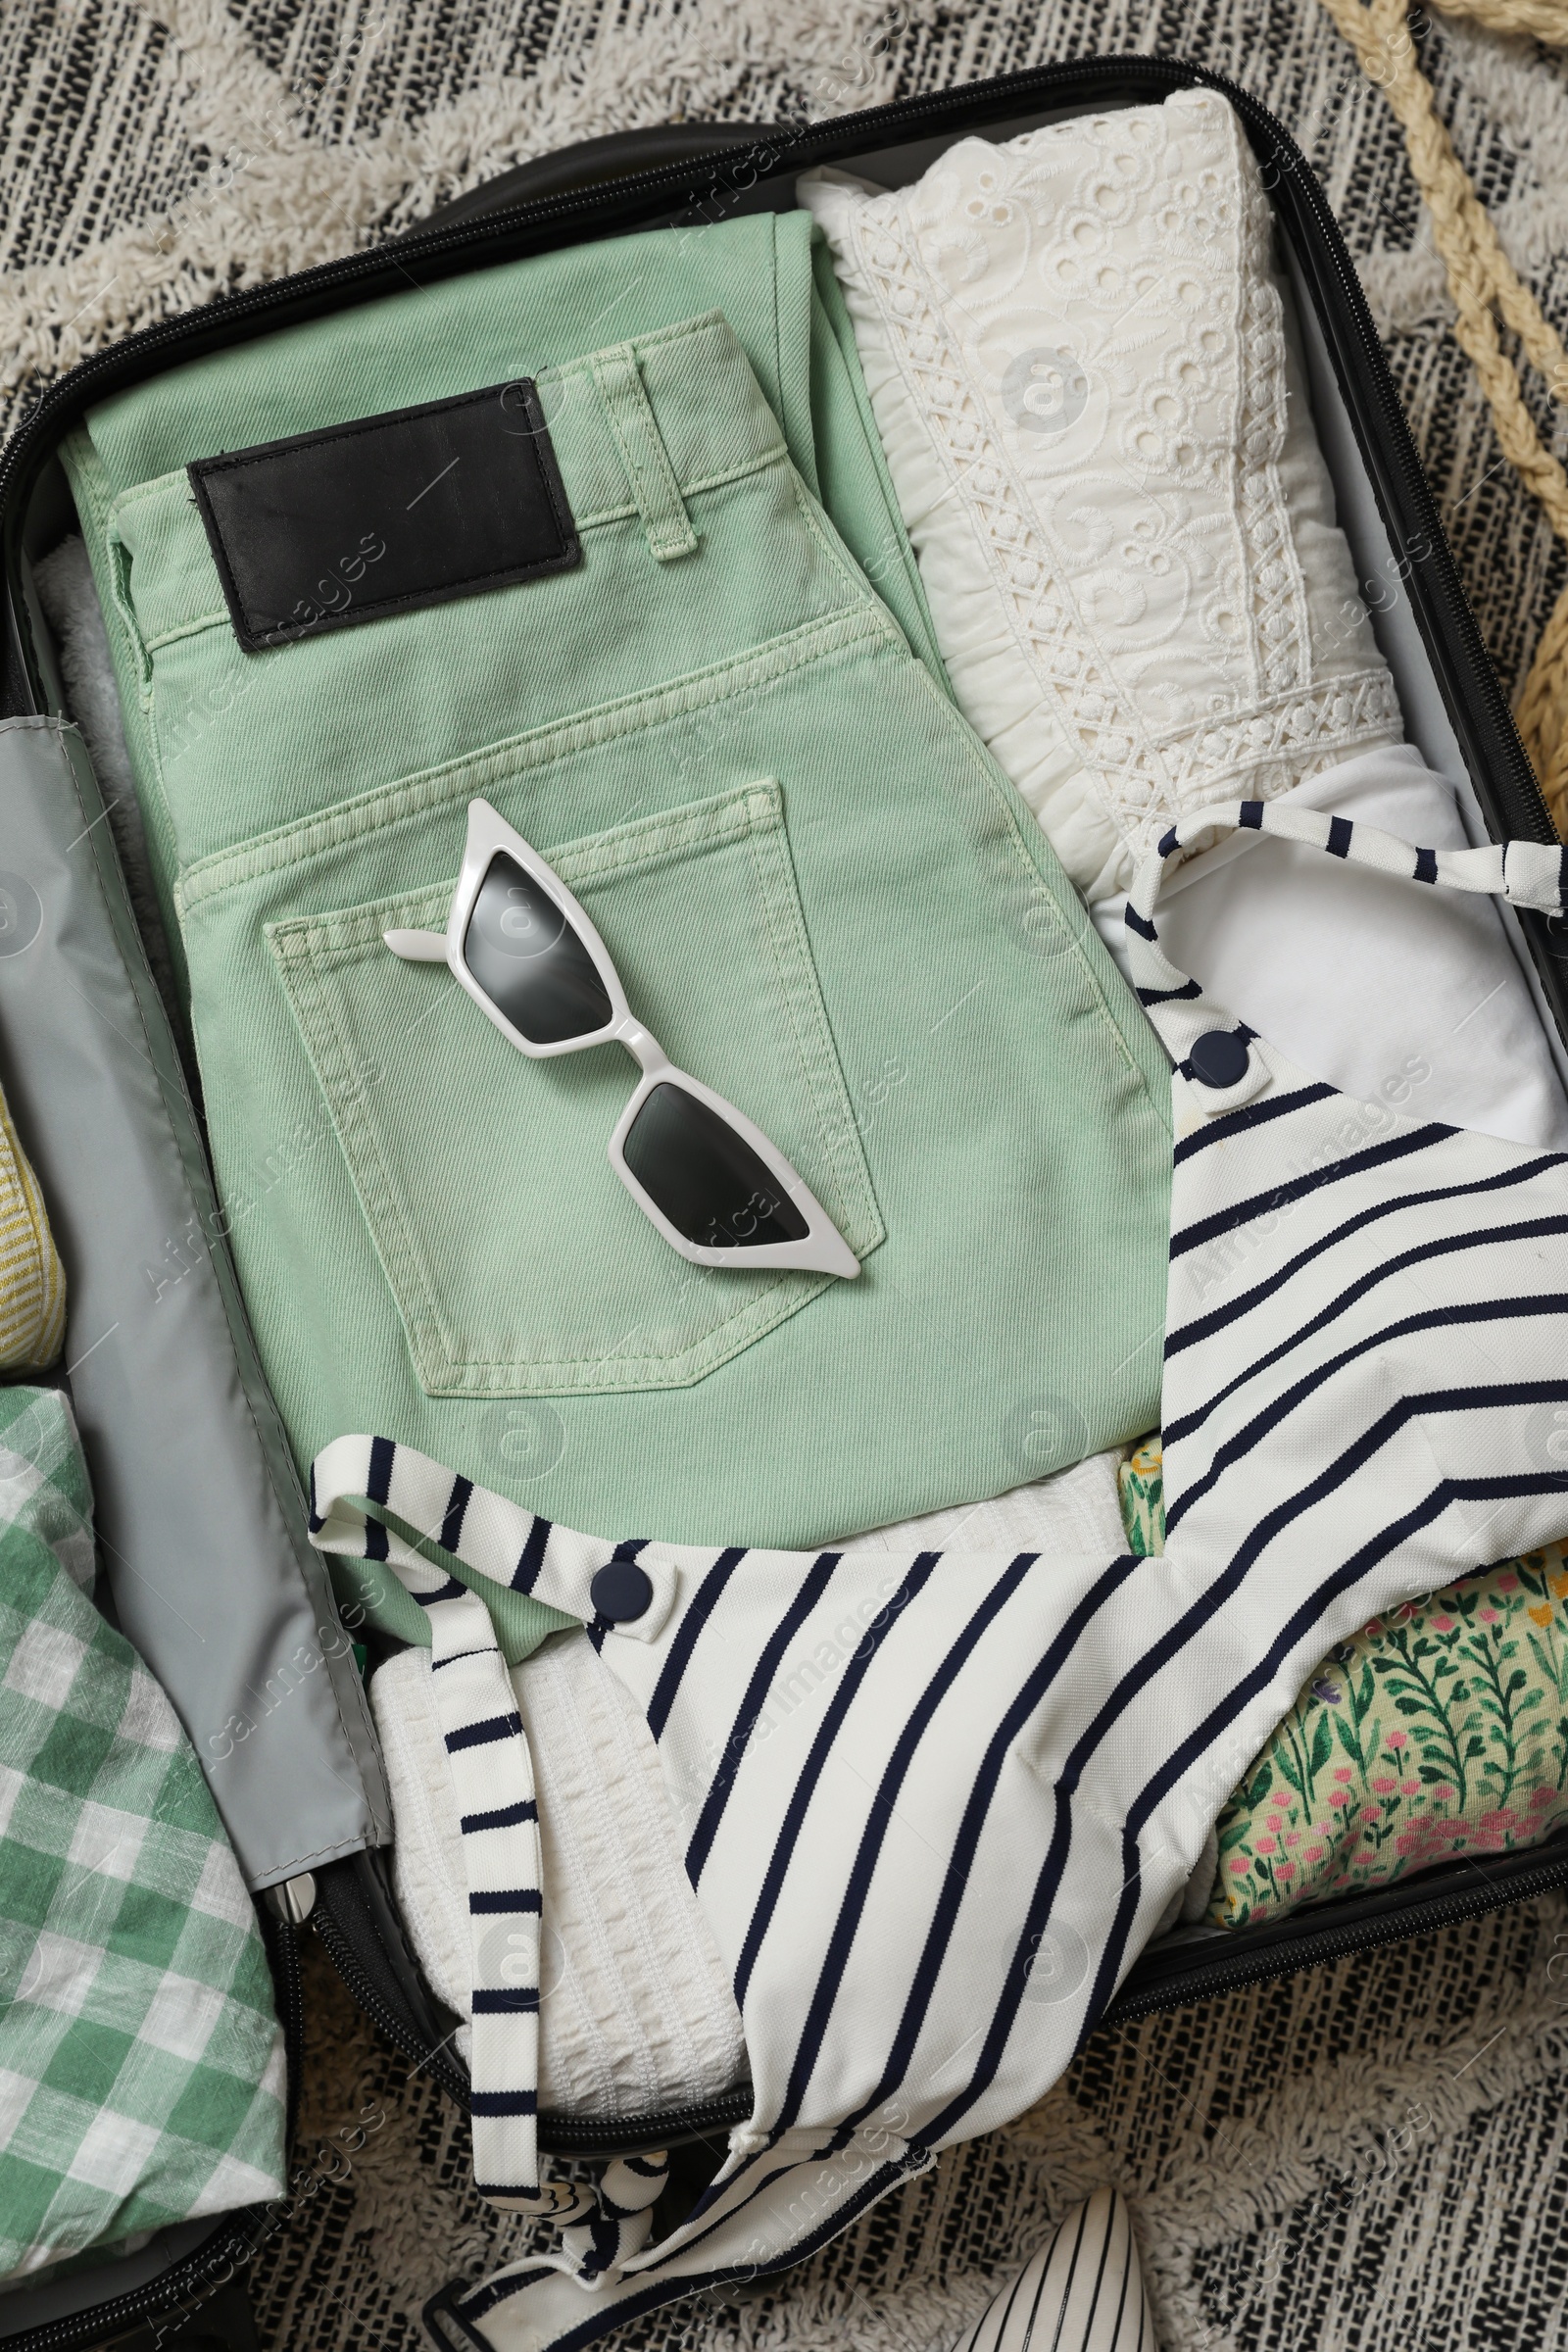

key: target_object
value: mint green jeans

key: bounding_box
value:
[65,213,1170,1661]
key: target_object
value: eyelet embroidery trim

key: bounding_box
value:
[830,91,1401,863]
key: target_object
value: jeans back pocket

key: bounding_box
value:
[268,780,882,1396]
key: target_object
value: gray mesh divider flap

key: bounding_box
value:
[0,715,388,1886]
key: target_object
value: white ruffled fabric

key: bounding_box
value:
[801,90,1402,905]
[372,1633,747,2116]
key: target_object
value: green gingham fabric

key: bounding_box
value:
[0,1385,285,2284]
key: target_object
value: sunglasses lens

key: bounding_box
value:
[621,1083,810,1250]
[463,852,613,1045]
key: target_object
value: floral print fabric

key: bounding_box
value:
[1119,1438,1568,1928]
[1118,1440,1165,1560]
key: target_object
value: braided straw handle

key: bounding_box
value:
[1318,0,1568,827]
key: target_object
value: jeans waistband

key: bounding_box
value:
[110,312,793,646]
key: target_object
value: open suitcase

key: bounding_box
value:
[5,51,1568,2352]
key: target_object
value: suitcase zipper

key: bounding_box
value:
[310,1890,752,2154]
[309,1886,468,2101]
[1105,1838,1568,2025]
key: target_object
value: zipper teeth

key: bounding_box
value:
[274,1910,306,2145]
[537,2093,753,2154]
[1108,1846,1568,2023]
[8,1920,303,2352]
[311,1899,457,2086]
[5,2225,260,2352]
[1246,111,1551,846]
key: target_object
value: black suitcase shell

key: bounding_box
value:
[4,56,1566,2347]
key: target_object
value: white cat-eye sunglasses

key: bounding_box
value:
[384,799,859,1279]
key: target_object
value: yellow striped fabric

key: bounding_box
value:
[0,1086,65,1368]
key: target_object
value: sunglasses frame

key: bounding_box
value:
[384,798,860,1279]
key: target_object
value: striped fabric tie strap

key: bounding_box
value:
[310,1440,555,2213]
[308,1432,676,1643]
[425,1585,554,2213]
[307,1435,669,2220]
[559,2153,670,2279]
[1123,798,1568,1111]
[1142,798,1568,906]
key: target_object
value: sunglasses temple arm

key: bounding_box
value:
[384,928,452,962]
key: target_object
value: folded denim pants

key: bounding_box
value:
[63,220,1172,1655]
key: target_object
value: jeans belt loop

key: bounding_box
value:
[589,343,699,564]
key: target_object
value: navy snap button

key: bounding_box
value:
[1189,1030,1250,1090]
[590,1560,654,1624]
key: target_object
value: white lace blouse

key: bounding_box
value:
[802,89,1402,904]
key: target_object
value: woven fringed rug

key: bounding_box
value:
[6,3,1568,2347]
[264,1901,1568,2352]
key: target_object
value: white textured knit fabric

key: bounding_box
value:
[801,91,1401,903]
[371,1636,746,2117]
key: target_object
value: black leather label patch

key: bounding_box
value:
[188,380,580,651]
